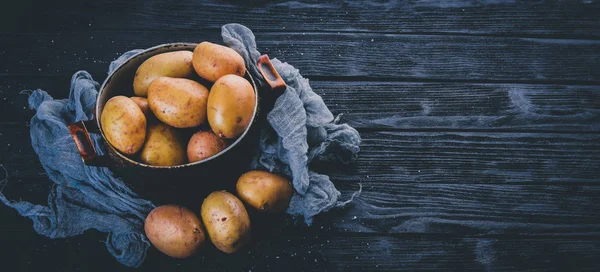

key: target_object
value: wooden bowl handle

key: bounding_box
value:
[257,54,286,94]
[68,119,110,167]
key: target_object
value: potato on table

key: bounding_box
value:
[144,205,206,258]
[201,191,251,254]
[236,170,294,213]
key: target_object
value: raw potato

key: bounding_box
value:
[148,77,209,128]
[207,75,256,139]
[130,97,150,117]
[236,170,294,213]
[140,121,187,166]
[187,131,228,163]
[201,191,251,254]
[133,51,194,97]
[144,205,206,258]
[192,42,246,82]
[100,96,146,155]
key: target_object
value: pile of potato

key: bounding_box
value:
[100,42,296,257]
[100,42,255,166]
[144,170,294,258]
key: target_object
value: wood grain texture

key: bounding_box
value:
[319,237,600,271]
[3,77,599,132]
[2,128,599,184]
[1,177,599,237]
[318,81,600,132]
[1,1,600,270]
[1,225,598,271]
[1,0,599,38]
[321,183,600,236]
[328,131,600,183]
[1,32,600,82]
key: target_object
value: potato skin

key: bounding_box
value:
[130,97,150,117]
[192,42,246,82]
[140,121,187,166]
[236,170,294,213]
[201,191,251,254]
[187,131,227,163]
[207,75,256,139]
[133,51,194,97]
[144,205,206,259]
[148,77,209,128]
[100,96,146,155]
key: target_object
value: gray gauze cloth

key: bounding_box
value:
[222,24,361,224]
[0,23,360,267]
[0,53,154,267]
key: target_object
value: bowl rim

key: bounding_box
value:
[95,42,259,169]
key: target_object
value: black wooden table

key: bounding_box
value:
[1,1,599,271]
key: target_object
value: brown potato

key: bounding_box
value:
[133,51,194,97]
[201,191,251,254]
[207,75,256,139]
[140,121,187,166]
[187,131,228,163]
[130,97,150,117]
[148,77,209,128]
[192,42,246,82]
[144,205,206,258]
[100,96,146,155]
[236,170,294,213]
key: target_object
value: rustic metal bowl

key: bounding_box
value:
[68,43,285,204]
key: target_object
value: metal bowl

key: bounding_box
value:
[68,43,285,204]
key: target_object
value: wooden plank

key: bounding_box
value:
[318,237,600,271]
[319,81,600,132]
[1,128,599,183]
[2,32,600,82]
[0,225,598,271]
[1,1,598,270]
[320,183,600,236]
[1,194,599,269]
[0,76,64,125]
[327,131,600,183]
[3,77,599,132]
[2,0,599,38]
[1,177,599,236]
[0,226,598,271]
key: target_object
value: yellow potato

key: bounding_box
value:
[192,42,246,82]
[187,131,228,163]
[236,170,294,213]
[207,75,256,139]
[130,97,150,117]
[144,205,206,258]
[140,121,187,166]
[201,191,251,254]
[100,96,146,155]
[148,77,209,128]
[133,51,194,97]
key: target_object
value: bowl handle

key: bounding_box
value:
[257,54,287,94]
[68,119,111,167]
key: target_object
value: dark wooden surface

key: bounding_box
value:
[1,0,599,271]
